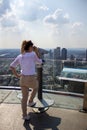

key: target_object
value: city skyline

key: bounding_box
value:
[0,0,87,49]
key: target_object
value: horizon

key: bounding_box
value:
[0,48,87,53]
[0,47,87,50]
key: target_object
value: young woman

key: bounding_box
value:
[10,40,42,120]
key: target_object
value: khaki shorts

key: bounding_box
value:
[20,75,38,89]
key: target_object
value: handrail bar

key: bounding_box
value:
[0,86,83,98]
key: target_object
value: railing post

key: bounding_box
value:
[83,82,87,112]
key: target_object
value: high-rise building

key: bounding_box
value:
[61,48,67,60]
[49,49,53,59]
[86,49,87,61]
[54,47,60,59]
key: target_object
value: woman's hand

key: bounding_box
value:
[10,66,21,78]
[16,73,22,78]
[33,46,40,58]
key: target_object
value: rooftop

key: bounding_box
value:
[0,87,87,130]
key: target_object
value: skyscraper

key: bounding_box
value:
[61,48,67,60]
[86,49,87,61]
[54,47,60,59]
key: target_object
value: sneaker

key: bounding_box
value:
[23,115,30,121]
[28,102,36,107]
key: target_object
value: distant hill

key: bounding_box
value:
[0,48,48,58]
[0,49,20,58]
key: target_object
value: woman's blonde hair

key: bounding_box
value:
[21,40,33,54]
[21,40,40,58]
[21,40,26,54]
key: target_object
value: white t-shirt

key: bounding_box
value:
[10,51,42,75]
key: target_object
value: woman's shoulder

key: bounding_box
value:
[16,54,22,58]
[32,51,36,55]
[28,51,36,55]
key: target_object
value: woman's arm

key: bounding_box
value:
[10,55,21,78]
[10,66,21,78]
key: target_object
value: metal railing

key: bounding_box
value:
[0,58,87,94]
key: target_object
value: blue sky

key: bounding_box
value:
[0,0,87,49]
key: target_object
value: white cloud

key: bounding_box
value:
[71,22,83,35]
[0,0,18,29]
[43,8,70,45]
[10,0,49,22]
[0,0,3,4]
[43,8,85,48]
[0,0,49,29]
[44,8,70,26]
[72,22,83,29]
[0,11,18,28]
[40,6,49,11]
[0,0,11,16]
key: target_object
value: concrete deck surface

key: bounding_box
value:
[0,103,87,130]
[0,89,83,110]
[0,89,87,130]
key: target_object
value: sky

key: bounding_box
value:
[0,0,87,49]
